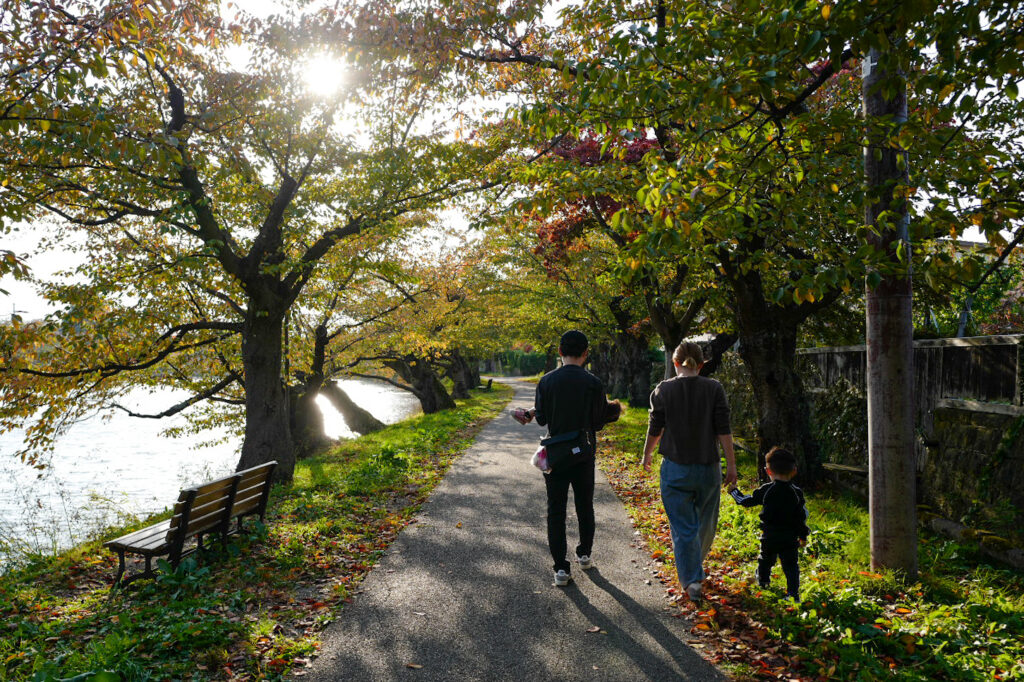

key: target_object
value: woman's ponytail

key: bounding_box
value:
[672,341,705,370]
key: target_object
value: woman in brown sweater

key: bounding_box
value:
[641,341,737,603]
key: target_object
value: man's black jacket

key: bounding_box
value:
[534,364,607,450]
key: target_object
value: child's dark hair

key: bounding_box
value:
[766,446,797,477]
[603,399,622,424]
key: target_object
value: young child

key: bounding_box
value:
[729,446,809,600]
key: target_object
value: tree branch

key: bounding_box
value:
[111,374,240,418]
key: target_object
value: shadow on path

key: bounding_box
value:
[299,379,724,681]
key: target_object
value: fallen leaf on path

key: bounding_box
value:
[586,626,601,633]
[455,522,462,528]
[406,663,423,669]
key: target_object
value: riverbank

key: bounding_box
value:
[0,384,512,681]
[0,380,421,564]
[597,405,1024,680]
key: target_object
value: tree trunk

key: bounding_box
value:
[588,342,615,394]
[385,356,456,414]
[736,322,819,484]
[321,381,385,435]
[288,384,333,459]
[724,255,821,484]
[415,366,456,413]
[463,354,481,391]
[622,336,652,407]
[237,312,294,483]
[863,44,917,578]
[544,344,558,373]
[699,332,738,378]
[445,350,475,399]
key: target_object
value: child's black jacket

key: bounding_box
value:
[734,480,809,541]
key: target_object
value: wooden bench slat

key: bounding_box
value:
[105,520,172,551]
[189,479,238,507]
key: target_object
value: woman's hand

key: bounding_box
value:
[641,430,661,473]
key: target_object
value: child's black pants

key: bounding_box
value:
[757,535,800,599]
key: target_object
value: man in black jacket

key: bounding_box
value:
[516,330,609,586]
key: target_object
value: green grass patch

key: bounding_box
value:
[598,404,1024,681]
[0,384,512,681]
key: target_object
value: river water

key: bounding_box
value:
[0,380,420,565]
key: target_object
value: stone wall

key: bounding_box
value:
[924,400,1024,544]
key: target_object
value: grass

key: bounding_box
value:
[597,404,1024,681]
[0,384,512,681]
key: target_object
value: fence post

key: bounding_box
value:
[1016,337,1023,407]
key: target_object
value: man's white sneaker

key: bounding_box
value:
[576,554,594,570]
[554,569,572,586]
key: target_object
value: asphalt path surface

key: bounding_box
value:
[299,379,726,681]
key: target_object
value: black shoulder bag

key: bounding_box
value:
[540,389,595,472]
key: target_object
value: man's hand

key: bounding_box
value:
[641,452,653,473]
[723,462,738,489]
[512,408,534,425]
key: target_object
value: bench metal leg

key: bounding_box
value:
[112,551,126,587]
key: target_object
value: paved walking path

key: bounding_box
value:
[301,379,725,681]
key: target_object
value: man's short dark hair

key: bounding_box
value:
[559,330,589,358]
[766,446,797,476]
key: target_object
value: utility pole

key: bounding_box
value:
[863,42,918,579]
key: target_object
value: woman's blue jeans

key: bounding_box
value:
[659,458,721,587]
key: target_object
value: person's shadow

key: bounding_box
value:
[562,567,725,680]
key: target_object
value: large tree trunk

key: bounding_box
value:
[237,312,294,483]
[736,321,819,484]
[725,255,821,485]
[415,365,456,413]
[864,44,917,578]
[321,381,385,435]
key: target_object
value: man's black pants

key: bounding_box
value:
[544,458,595,573]
[756,535,800,599]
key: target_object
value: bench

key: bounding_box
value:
[822,462,868,475]
[104,461,276,586]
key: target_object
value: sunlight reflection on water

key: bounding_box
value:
[0,379,419,562]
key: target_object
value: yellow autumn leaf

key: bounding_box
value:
[822,4,831,20]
